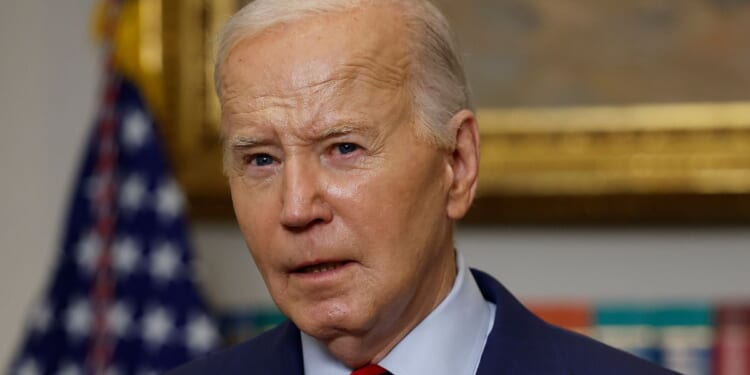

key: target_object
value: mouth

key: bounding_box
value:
[292,260,352,275]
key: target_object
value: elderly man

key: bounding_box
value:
[170,0,675,374]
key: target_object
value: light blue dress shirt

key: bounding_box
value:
[301,252,496,375]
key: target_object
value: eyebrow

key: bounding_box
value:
[318,122,379,140]
[227,135,264,148]
[225,121,381,151]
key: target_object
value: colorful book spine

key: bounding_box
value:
[594,304,661,363]
[654,304,713,375]
[714,303,750,375]
[527,301,592,336]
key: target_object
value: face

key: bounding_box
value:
[219,5,474,360]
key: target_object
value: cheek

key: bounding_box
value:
[230,184,288,296]
[329,156,447,260]
[367,157,446,221]
[229,179,279,252]
[370,158,449,256]
[325,173,370,208]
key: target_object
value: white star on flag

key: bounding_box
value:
[112,236,141,276]
[64,299,92,339]
[107,301,133,338]
[122,109,150,151]
[150,241,181,282]
[75,232,102,274]
[16,358,41,375]
[58,362,83,375]
[186,314,220,354]
[155,179,185,220]
[104,365,123,375]
[119,173,147,212]
[142,307,174,348]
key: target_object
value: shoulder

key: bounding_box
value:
[470,269,678,375]
[542,323,680,374]
[165,320,303,375]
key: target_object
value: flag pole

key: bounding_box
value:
[88,1,123,373]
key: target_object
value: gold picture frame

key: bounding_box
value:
[151,0,750,224]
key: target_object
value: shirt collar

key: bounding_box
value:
[301,252,495,375]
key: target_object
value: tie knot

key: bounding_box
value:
[351,364,391,375]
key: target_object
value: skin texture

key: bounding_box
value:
[219,4,480,368]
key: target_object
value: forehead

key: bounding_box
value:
[219,5,412,116]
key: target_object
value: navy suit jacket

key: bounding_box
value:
[168,269,677,374]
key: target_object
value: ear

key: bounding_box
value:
[446,109,480,220]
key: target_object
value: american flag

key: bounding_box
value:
[8,76,219,374]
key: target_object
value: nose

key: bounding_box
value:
[279,157,333,230]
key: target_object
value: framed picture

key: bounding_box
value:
[149,0,750,224]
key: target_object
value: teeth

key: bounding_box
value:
[303,262,345,274]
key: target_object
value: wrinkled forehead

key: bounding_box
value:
[219,4,412,103]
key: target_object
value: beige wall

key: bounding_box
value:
[0,0,98,368]
[2,0,749,370]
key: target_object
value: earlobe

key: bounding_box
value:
[446,110,480,220]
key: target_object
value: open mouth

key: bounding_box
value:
[294,261,350,274]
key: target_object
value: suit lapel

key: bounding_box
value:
[472,269,560,375]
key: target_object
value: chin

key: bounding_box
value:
[294,301,369,340]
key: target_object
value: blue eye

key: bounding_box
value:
[251,154,274,166]
[336,143,359,155]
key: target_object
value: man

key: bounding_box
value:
[170,0,676,374]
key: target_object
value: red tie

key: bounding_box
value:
[351,364,392,375]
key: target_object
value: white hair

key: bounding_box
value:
[214,0,473,148]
